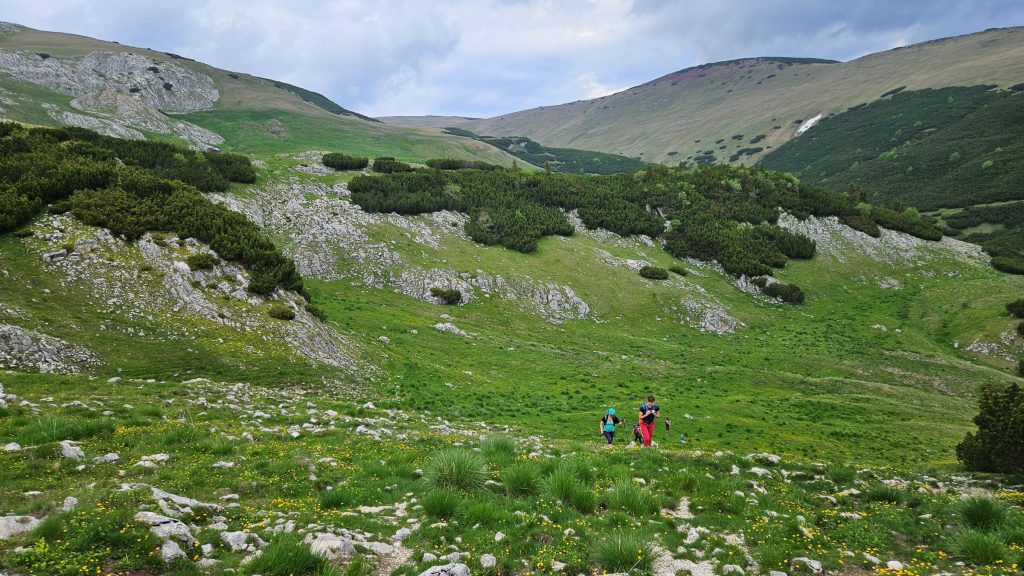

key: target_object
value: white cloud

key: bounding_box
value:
[3,0,1023,117]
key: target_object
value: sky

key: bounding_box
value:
[3,0,1023,118]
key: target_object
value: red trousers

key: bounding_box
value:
[640,421,655,446]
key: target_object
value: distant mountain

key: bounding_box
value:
[456,27,1024,165]
[0,22,519,164]
[378,115,481,128]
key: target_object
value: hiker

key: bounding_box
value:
[632,423,643,445]
[638,395,660,447]
[600,408,621,447]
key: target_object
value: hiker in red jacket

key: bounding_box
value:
[638,395,660,447]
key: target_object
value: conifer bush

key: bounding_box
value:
[430,287,462,305]
[639,265,669,280]
[957,383,1024,472]
[322,152,369,171]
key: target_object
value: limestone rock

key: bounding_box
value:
[161,539,187,563]
[418,563,470,576]
[0,324,99,374]
[60,440,85,459]
[0,515,41,539]
[134,512,195,545]
[304,532,355,561]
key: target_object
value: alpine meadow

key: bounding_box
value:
[2,9,1024,576]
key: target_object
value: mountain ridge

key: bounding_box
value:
[438,26,1024,165]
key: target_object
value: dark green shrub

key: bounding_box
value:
[763,281,805,304]
[430,287,462,305]
[992,257,1024,275]
[322,153,369,171]
[268,302,296,320]
[669,265,688,276]
[305,303,327,321]
[840,212,881,237]
[1007,299,1024,318]
[185,252,217,270]
[639,265,669,280]
[957,383,1024,472]
[372,157,414,173]
[1017,321,1024,337]
[425,158,500,171]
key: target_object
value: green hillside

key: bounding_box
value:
[443,129,650,174]
[760,86,1024,272]
[760,86,1024,210]
[0,22,521,165]
[2,22,1024,576]
[460,28,1024,165]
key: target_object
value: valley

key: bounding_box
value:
[0,16,1023,576]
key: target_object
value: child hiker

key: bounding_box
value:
[600,408,621,447]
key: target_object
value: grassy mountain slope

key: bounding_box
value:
[761,86,1024,210]
[461,27,1024,165]
[2,132,1023,574]
[0,22,520,164]
[379,115,482,128]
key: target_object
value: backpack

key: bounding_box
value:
[603,415,617,432]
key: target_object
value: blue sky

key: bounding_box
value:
[4,0,1023,117]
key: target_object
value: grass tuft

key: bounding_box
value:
[424,448,488,491]
[591,530,655,573]
[959,497,1006,531]
[605,481,659,518]
[481,434,517,463]
[422,489,461,519]
[955,530,1008,566]
[502,462,542,496]
[243,533,340,576]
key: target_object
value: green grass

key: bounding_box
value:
[423,448,488,491]
[590,530,656,573]
[605,481,659,517]
[961,497,1008,531]
[422,489,462,520]
[243,533,341,576]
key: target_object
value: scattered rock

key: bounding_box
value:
[481,553,497,568]
[790,557,822,573]
[62,496,78,512]
[221,530,267,552]
[418,563,470,576]
[94,452,120,464]
[305,532,355,561]
[134,511,195,545]
[60,440,85,459]
[160,540,187,563]
[0,515,41,539]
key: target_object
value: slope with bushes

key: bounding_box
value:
[456,27,1024,164]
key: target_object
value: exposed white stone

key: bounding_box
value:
[0,515,41,539]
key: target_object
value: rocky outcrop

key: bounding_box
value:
[0,48,222,147]
[23,214,358,371]
[0,324,99,373]
[214,174,593,323]
[778,213,986,266]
